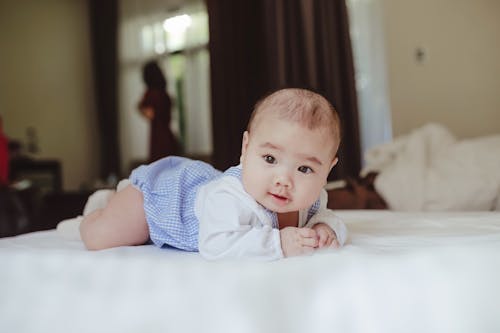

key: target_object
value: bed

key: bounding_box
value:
[1,210,500,333]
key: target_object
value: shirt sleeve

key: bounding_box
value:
[197,181,284,261]
[303,189,349,246]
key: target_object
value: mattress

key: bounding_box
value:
[1,210,500,333]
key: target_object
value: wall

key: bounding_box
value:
[382,0,500,138]
[1,0,498,191]
[0,0,99,190]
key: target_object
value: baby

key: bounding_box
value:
[80,88,347,260]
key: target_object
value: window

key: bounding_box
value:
[347,0,393,166]
[119,2,211,173]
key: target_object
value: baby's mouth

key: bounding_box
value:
[269,192,290,204]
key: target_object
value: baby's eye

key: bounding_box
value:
[298,165,313,174]
[263,155,276,164]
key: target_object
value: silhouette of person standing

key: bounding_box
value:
[139,61,179,162]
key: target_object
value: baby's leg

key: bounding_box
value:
[80,185,149,250]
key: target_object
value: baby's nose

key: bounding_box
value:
[274,170,293,188]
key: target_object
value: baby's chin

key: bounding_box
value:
[257,200,287,213]
[271,207,294,214]
[261,202,305,214]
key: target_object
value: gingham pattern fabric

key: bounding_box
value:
[307,198,321,221]
[130,156,221,251]
[224,165,321,229]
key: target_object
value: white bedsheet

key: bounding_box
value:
[1,210,500,333]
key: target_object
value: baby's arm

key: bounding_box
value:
[302,189,348,248]
[197,190,284,260]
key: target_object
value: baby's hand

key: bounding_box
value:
[280,227,318,257]
[312,223,339,249]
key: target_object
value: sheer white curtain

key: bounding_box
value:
[118,0,211,174]
[118,13,149,173]
[347,0,392,164]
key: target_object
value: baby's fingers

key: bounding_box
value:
[329,238,340,249]
[317,230,331,248]
[301,236,318,248]
[297,228,318,247]
[298,228,317,238]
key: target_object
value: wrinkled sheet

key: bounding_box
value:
[1,210,500,333]
[363,123,500,211]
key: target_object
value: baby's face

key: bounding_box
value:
[240,113,338,213]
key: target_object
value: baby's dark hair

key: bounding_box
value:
[247,88,341,152]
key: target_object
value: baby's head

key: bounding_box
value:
[247,88,341,157]
[240,88,341,213]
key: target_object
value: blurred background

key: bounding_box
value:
[0,0,499,235]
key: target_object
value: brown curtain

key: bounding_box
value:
[88,0,121,179]
[206,0,360,180]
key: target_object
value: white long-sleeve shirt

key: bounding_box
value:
[196,170,348,260]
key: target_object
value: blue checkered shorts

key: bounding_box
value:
[130,156,222,251]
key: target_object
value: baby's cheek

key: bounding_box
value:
[308,186,323,204]
[298,196,317,211]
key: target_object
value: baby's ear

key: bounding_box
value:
[330,157,338,170]
[240,131,250,163]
